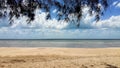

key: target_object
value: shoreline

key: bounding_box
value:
[0,47,120,68]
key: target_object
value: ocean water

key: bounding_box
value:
[0,40,120,48]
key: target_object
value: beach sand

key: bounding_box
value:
[0,47,120,68]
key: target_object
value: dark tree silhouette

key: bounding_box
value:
[0,0,108,25]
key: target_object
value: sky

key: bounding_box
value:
[0,0,120,39]
[101,0,120,20]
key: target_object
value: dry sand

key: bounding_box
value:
[0,47,120,68]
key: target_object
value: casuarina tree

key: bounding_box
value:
[0,0,108,26]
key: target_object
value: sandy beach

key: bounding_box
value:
[0,47,120,68]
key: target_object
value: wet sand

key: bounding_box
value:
[0,47,120,68]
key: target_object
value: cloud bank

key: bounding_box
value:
[0,6,120,39]
[0,6,120,29]
[93,15,120,29]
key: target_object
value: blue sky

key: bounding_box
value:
[0,0,120,39]
[101,0,120,20]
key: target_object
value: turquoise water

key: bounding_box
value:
[0,40,120,48]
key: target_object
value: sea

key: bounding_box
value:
[0,39,120,48]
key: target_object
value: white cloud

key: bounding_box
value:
[0,9,68,29]
[113,1,120,8]
[0,5,120,39]
[0,6,120,30]
[116,3,120,8]
[53,9,57,13]
[93,15,120,29]
[113,1,118,6]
